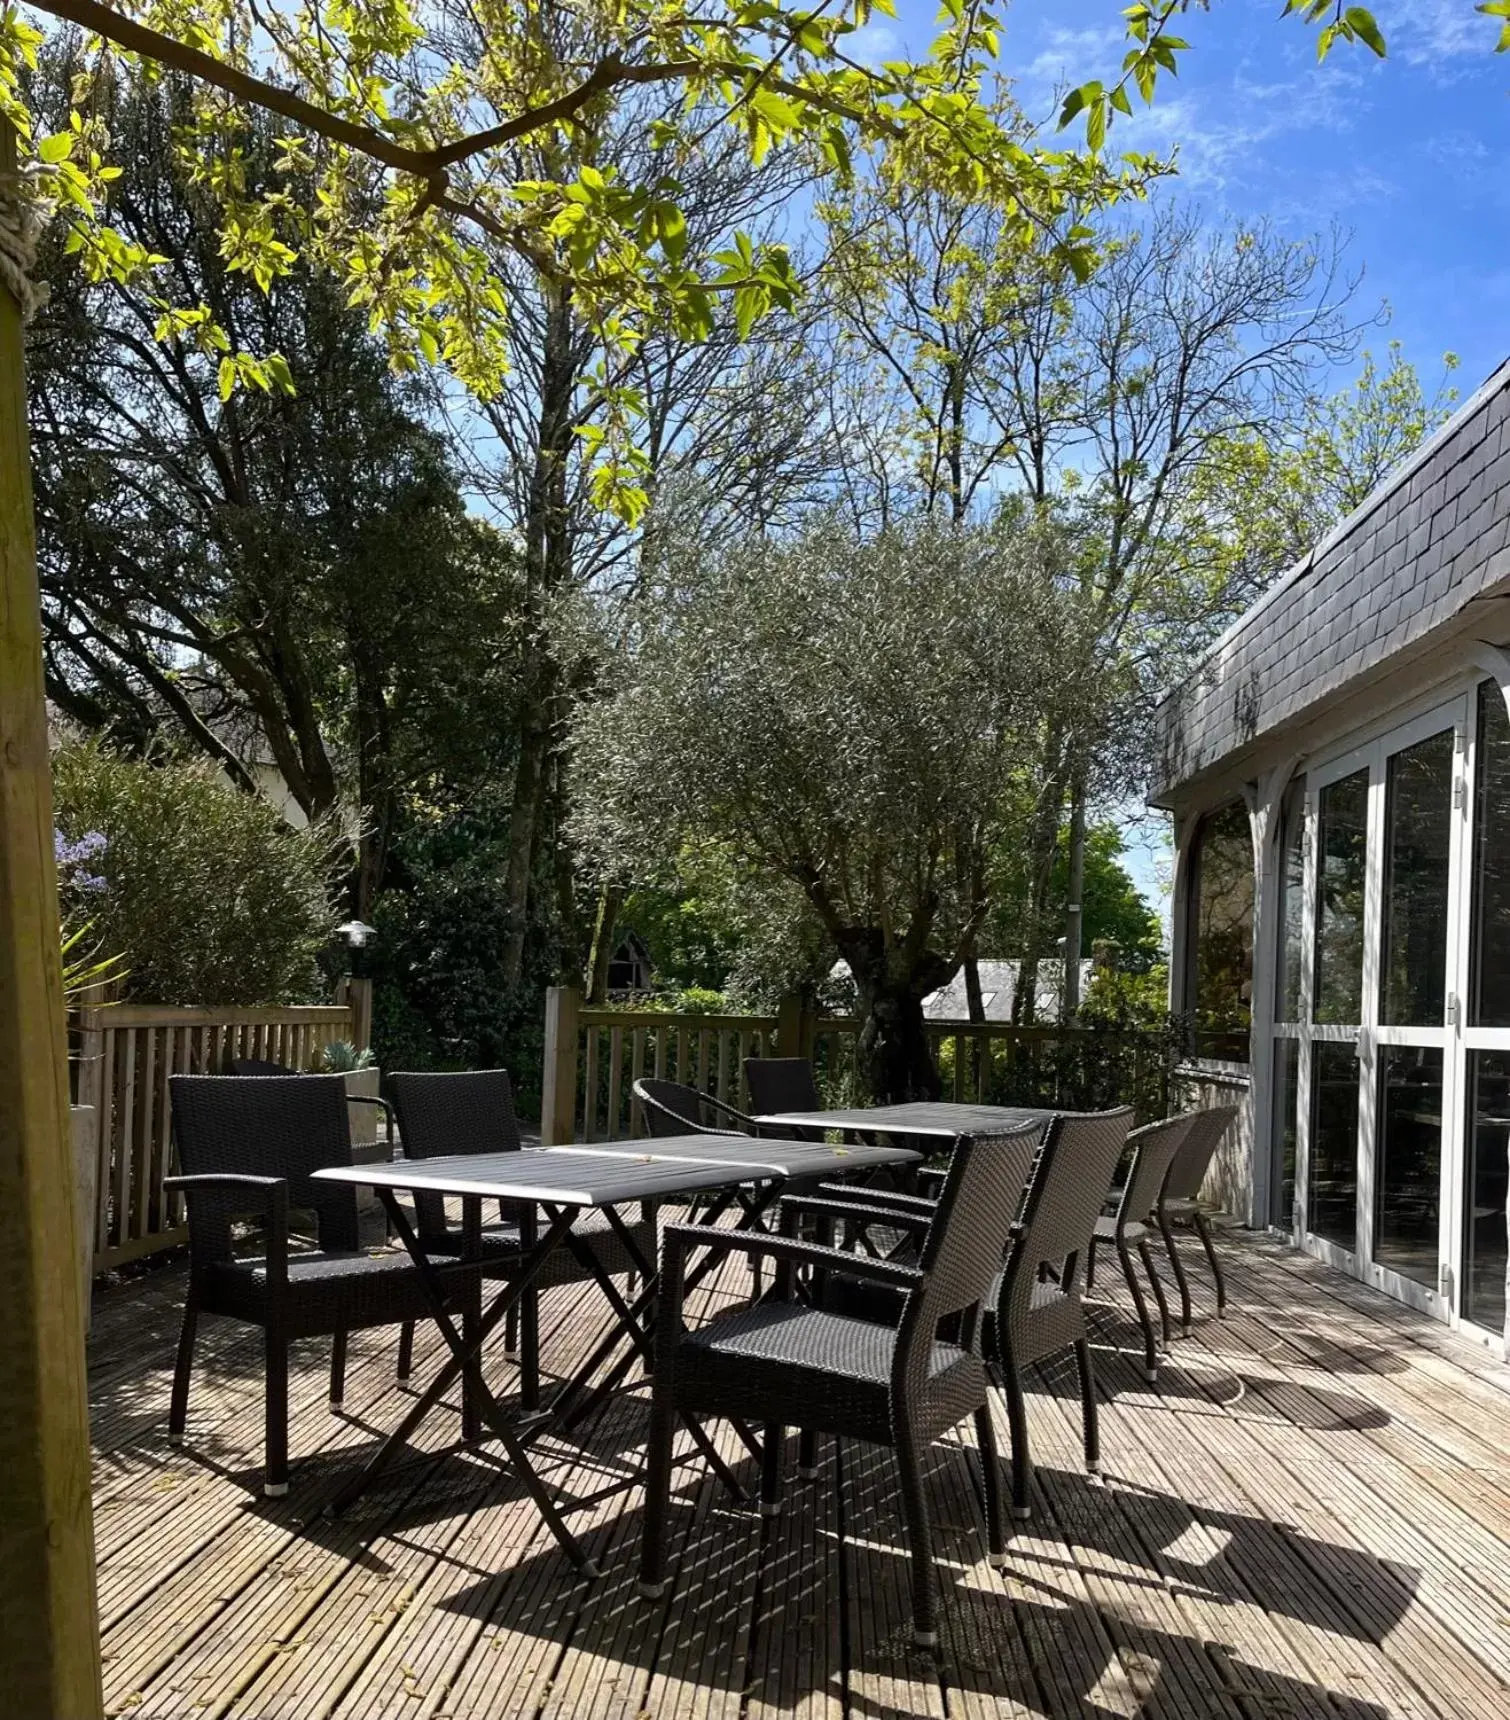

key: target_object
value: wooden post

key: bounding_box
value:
[540,984,581,1145]
[775,993,805,1059]
[347,976,374,1054]
[0,121,104,1717]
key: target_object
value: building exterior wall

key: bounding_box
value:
[1153,359,1510,808]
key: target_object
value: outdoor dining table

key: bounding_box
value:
[752,1100,1060,1141]
[311,1131,920,1570]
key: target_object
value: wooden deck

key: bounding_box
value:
[88,1230,1510,1719]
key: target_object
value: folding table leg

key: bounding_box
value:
[327,1198,587,1564]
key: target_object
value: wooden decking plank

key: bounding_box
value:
[85,1228,1510,1720]
[1071,1344,1437,1720]
[1215,1281,1510,1477]
[742,1439,844,1719]
[1026,1400,1247,1720]
[235,1284,643,1719]
[1137,1304,1510,1716]
[839,1437,948,1719]
[925,1425,1051,1718]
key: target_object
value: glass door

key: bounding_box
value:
[1369,714,1462,1312]
[1303,759,1369,1263]
[1293,697,1466,1315]
[1461,679,1510,1340]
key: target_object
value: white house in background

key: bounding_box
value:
[1153,355,1510,1352]
[921,960,1093,1022]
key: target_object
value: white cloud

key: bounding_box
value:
[844,21,902,68]
[1107,61,1366,192]
[1024,22,1127,85]
[1388,0,1492,73]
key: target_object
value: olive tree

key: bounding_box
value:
[570,516,1100,1101]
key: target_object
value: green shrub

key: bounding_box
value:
[51,740,341,1004]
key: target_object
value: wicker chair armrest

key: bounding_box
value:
[164,1172,287,1195]
[163,1173,289,1284]
[345,1092,395,1132]
[694,1090,755,1133]
[812,1185,940,1218]
[661,1223,923,1288]
[780,1194,935,1241]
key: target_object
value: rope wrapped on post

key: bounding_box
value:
[0,167,46,322]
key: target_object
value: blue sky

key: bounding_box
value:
[861,0,1510,398]
[854,0,1510,924]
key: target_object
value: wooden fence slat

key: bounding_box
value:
[114,1028,137,1252]
[135,1027,157,1239]
[607,1026,625,1140]
[95,1028,116,1255]
[583,1027,600,1143]
[630,1028,646,1136]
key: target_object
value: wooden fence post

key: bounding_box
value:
[776,993,805,1058]
[347,976,374,1054]
[0,119,104,1717]
[541,985,582,1145]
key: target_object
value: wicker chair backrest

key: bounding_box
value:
[742,1058,820,1116]
[893,1122,1044,1386]
[635,1078,755,1137]
[1115,1112,1203,1228]
[1160,1105,1239,1203]
[170,1073,358,1258]
[388,1070,523,1242]
[635,1078,715,1136]
[230,1058,296,1077]
[1007,1107,1133,1297]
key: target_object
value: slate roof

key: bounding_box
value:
[1151,356,1510,804]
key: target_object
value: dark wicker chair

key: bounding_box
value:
[166,1073,463,1497]
[987,1106,1133,1518]
[1155,1104,1239,1330]
[742,1057,825,1139]
[387,1070,660,1404]
[634,1077,755,1137]
[1084,1113,1201,1384]
[638,1123,1043,1649]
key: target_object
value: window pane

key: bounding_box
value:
[1374,1046,1441,1287]
[1309,1041,1358,1251]
[1187,801,1253,1060]
[1379,730,1453,1026]
[1275,783,1306,1024]
[1471,681,1510,1024]
[1271,1037,1298,1227]
[1464,1050,1510,1333]
[1314,770,1368,1025]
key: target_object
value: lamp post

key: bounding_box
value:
[334,920,377,1052]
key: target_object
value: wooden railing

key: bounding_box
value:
[73,1000,359,1271]
[541,986,1177,1145]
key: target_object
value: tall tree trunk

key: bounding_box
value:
[350,638,394,922]
[1061,765,1088,1022]
[501,284,575,989]
[853,974,941,1104]
[1012,781,1065,1026]
[586,882,624,1003]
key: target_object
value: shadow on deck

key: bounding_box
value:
[87,1230,1510,1718]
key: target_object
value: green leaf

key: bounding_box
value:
[37,130,73,163]
[1344,6,1386,55]
[217,356,237,401]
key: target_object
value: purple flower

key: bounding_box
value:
[55,829,108,892]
